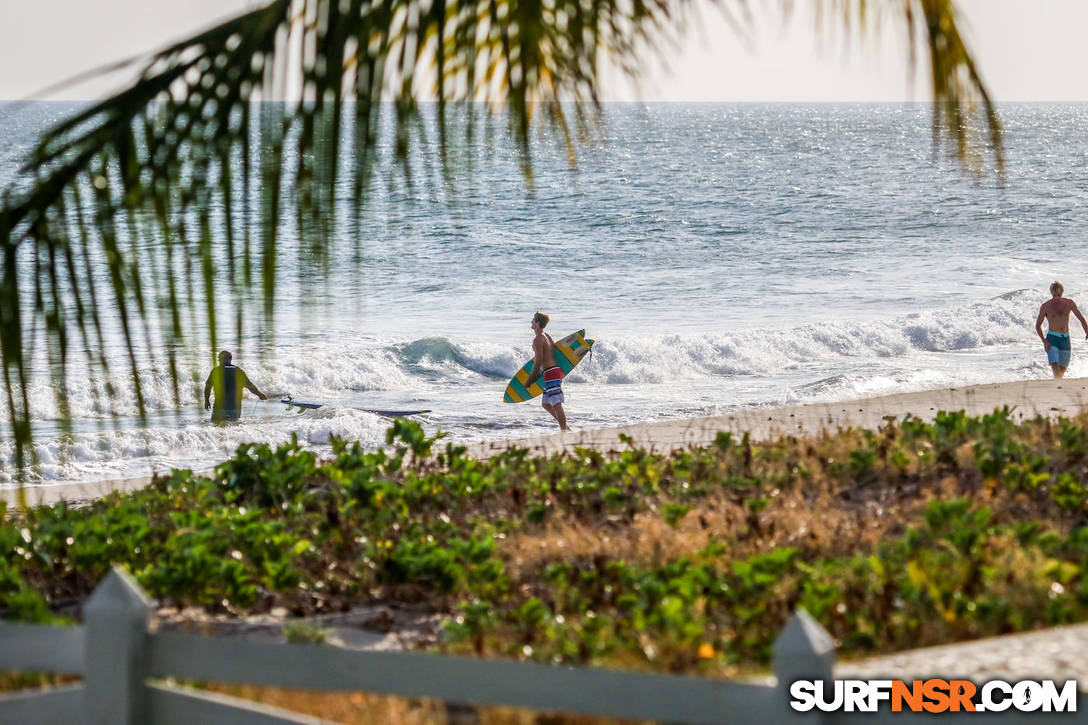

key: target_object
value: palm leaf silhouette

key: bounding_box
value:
[0,0,1002,485]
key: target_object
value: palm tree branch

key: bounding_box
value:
[0,0,1004,483]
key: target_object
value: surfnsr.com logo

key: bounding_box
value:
[789,679,1078,713]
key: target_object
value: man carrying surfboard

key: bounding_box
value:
[204,350,267,422]
[527,311,570,431]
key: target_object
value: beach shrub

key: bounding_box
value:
[283,620,330,644]
[217,435,319,507]
[6,407,1088,679]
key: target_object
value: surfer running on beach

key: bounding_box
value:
[204,350,267,422]
[1035,281,1088,379]
[527,311,570,431]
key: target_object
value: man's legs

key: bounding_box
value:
[541,401,569,431]
[1057,344,1071,379]
[1047,339,1070,379]
[541,372,570,431]
[552,403,569,431]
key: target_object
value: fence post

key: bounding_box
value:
[83,567,153,725]
[773,609,835,722]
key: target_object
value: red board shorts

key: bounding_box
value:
[541,366,564,405]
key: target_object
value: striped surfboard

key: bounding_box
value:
[503,329,595,403]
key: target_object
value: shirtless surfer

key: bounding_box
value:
[1035,281,1088,379]
[527,311,569,431]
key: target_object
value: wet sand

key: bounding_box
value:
[1,474,156,508]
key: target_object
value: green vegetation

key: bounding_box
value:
[5,409,1088,679]
[283,620,331,645]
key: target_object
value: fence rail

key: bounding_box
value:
[0,567,1081,724]
[146,629,773,722]
[0,621,83,673]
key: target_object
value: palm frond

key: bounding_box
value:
[0,0,1002,481]
[808,0,1003,176]
[914,0,1003,176]
[0,0,688,478]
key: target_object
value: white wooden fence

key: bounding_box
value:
[0,567,1079,724]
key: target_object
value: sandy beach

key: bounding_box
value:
[2,474,157,509]
[470,377,1088,458]
[6,376,1087,508]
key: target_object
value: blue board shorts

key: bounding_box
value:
[1047,332,1071,367]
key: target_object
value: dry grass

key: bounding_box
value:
[499,423,998,581]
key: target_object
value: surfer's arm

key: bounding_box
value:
[527,362,542,385]
[203,373,213,410]
[527,338,544,384]
[1074,302,1088,337]
[1036,307,1048,345]
[241,370,268,400]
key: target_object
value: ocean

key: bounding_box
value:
[2,102,1086,488]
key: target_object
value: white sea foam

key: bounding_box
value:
[0,406,395,486]
[1,289,1053,484]
[0,288,1044,424]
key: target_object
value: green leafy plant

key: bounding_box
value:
[8,408,1088,681]
[283,620,330,645]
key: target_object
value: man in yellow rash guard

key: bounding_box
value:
[203,350,267,422]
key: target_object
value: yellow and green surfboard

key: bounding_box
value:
[503,329,595,403]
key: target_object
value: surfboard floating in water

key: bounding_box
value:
[280,395,431,417]
[503,329,595,403]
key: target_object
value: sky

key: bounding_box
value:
[605,0,1088,102]
[0,0,1086,102]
